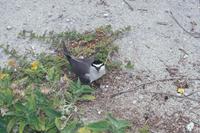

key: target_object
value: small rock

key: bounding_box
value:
[116,76,121,80]
[6,26,12,30]
[62,9,66,12]
[48,13,53,18]
[79,56,84,59]
[16,5,21,9]
[58,14,63,18]
[23,22,27,26]
[129,73,133,78]
[97,110,102,114]
[183,54,188,59]
[129,41,133,44]
[139,95,143,99]
[186,122,194,132]
[132,100,137,104]
[66,19,71,22]
[103,13,109,17]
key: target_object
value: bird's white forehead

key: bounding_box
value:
[93,63,104,68]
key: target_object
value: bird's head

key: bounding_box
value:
[91,60,105,72]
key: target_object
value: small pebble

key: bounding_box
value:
[66,19,71,22]
[79,56,84,59]
[103,13,109,17]
[6,26,12,30]
[16,5,21,9]
[48,13,53,18]
[97,110,102,114]
[129,41,133,44]
[132,100,137,104]
[186,122,194,132]
[183,54,188,59]
[116,76,121,80]
[139,95,143,99]
[58,14,63,18]
[129,73,133,78]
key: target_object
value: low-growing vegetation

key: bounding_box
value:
[0,25,131,133]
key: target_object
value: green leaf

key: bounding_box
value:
[139,125,149,133]
[27,93,36,111]
[61,121,81,133]
[80,95,96,101]
[55,117,62,130]
[69,80,94,101]
[7,118,16,133]
[0,88,13,106]
[19,120,26,133]
[107,114,130,132]
[38,117,46,131]
[15,102,26,112]
[27,114,40,131]
[44,108,61,119]
[47,67,60,81]
[47,127,58,133]
[0,118,7,133]
[28,115,46,131]
[125,61,134,69]
[4,111,16,116]
[87,120,110,132]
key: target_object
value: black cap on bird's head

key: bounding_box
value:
[91,60,104,71]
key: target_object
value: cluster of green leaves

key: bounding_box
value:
[125,61,134,69]
[18,25,131,70]
[55,114,130,133]
[85,114,130,133]
[0,25,132,133]
[0,53,130,133]
[0,52,95,133]
[18,30,95,49]
[67,79,95,103]
[1,89,61,133]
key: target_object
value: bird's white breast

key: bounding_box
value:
[86,65,106,83]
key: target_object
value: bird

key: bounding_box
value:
[63,42,106,84]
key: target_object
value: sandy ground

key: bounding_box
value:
[1,0,200,132]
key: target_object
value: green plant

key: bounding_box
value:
[86,114,130,133]
[67,79,95,103]
[138,125,149,133]
[0,44,20,59]
[125,61,134,69]
[0,25,132,133]
[0,89,61,133]
[18,25,131,70]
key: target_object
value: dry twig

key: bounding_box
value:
[123,0,134,11]
[169,11,200,38]
[110,77,200,98]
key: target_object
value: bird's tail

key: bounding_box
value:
[62,41,71,60]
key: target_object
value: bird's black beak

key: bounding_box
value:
[96,67,100,72]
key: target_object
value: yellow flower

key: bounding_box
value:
[77,127,91,133]
[31,61,39,70]
[177,88,185,95]
[0,72,9,80]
